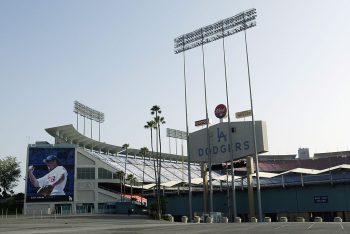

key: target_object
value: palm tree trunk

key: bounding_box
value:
[131,184,133,203]
[151,128,157,186]
[120,176,123,201]
[155,114,161,220]
[124,152,128,197]
[157,121,162,217]
[141,155,145,206]
[150,127,160,218]
[158,122,162,188]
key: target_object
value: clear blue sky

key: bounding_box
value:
[1,0,350,192]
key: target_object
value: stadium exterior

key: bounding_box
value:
[24,124,219,215]
[24,124,350,222]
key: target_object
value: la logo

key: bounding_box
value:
[217,128,227,142]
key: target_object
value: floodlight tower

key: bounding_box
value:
[74,101,105,141]
[174,8,262,221]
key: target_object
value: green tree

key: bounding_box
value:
[140,147,149,206]
[126,174,137,203]
[115,170,125,201]
[0,156,21,197]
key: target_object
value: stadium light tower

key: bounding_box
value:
[74,101,105,141]
[174,8,263,221]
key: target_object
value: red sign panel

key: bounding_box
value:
[195,119,210,127]
[215,104,227,119]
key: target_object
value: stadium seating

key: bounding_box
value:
[89,151,221,184]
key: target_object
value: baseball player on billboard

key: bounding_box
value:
[28,155,68,196]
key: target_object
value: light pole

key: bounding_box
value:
[243,17,263,221]
[174,8,258,218]
[221,22,237,220]
[200,35,214,213]
[73,101,105,140]
[182,49,193,220]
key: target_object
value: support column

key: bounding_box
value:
[246,156,255,219]
[201,162,208,213]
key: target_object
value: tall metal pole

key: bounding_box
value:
[176,138,178,155]
[244,25,262,222]
[99,121,101,141]
[182,44,193,221]
[222,26,237,220]
[174,7,257,220]
[168,137,171,154]
[84,116,86,135]
[225,162,230,218]
[201,31,213,214]
[76,113,79,131]
[91,119,93,139]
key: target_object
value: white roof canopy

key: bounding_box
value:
[45,124,187,162]
[161,180,184,188]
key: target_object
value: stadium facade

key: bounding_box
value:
[24,124,350,222]
[24,124,218,215]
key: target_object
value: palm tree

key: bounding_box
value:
[115,170,125,201]
[144,121,157,186]
[150,105,166,220]
[154,115,165,191]
[127,174,137,203]
[140,147,149,206]
[122,143,129,197]
[150,106,161,179]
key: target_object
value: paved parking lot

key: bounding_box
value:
[0,215,348,234]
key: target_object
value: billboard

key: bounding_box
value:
[26,147,75,202]
[235,109,252,119]
[195,118,211,127]
[188,121,268,163]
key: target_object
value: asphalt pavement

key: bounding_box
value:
[0,215,348,234]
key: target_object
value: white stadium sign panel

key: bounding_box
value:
[188,121,268,163]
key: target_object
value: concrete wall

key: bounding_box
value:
[26,203,51,215]
[152,183,350,220]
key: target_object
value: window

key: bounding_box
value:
[77,167,95,179]
[98,168,113,179]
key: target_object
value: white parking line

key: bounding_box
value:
[307,223,315,230]
[274,225,289,230]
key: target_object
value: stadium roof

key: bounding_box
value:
[46,124,187,162]
[251,172,279,178]
[214,175,241,182]
[253,156,350,173]
[143,184,157,189]
[314,150,350,159]
[256,164,350,178]
[161,180,184,187]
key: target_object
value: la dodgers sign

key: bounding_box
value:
[188,121,268,163]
